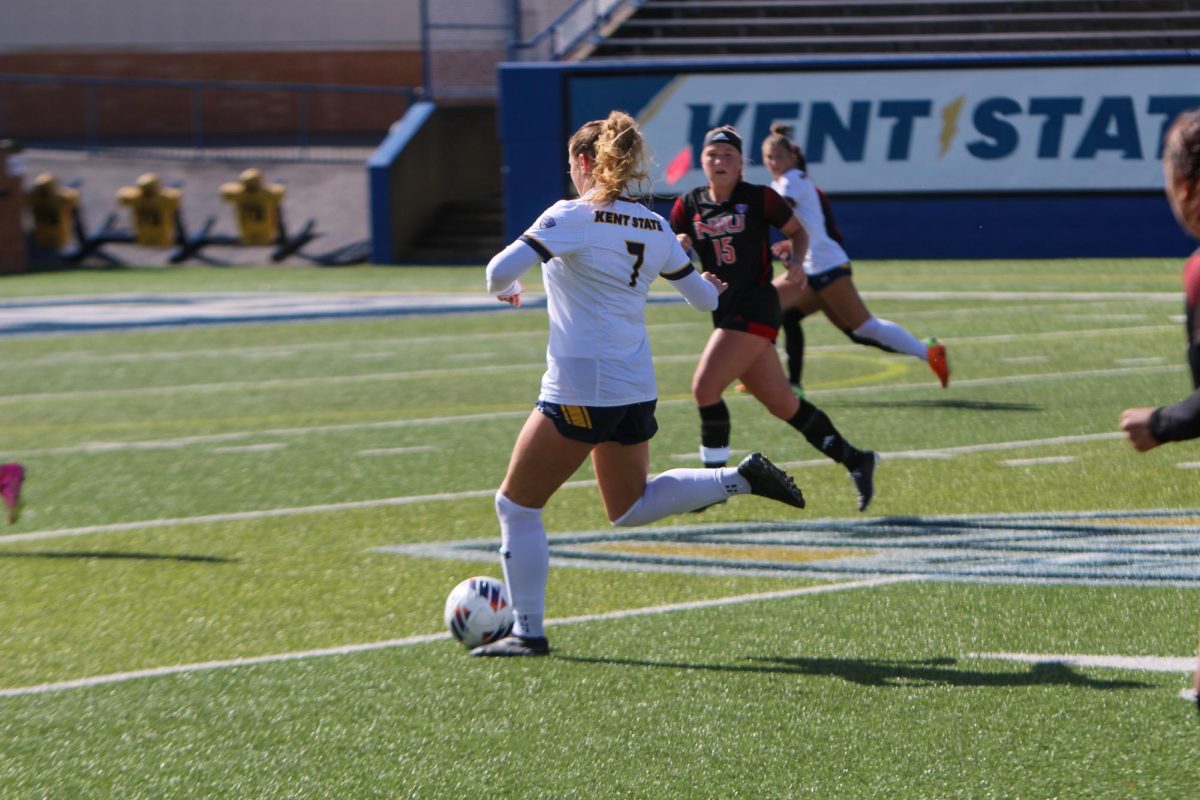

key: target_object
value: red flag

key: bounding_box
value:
[665,145,692,186]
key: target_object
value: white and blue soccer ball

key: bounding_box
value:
[443,576,514,648]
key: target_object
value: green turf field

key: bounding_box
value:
[2,260,1199,798]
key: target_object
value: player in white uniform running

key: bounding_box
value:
[763,123,950,390]
[472,111,807,657]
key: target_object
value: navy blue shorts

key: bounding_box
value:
[536,399,659,445]
[808,264,852,292]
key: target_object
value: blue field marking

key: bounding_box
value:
[377,509,1200,587]
[0,292,700,337]
[0,292,557,337]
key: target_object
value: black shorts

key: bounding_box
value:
[537,399,659,445]
[809,264,852,292]
[712,287,782,342]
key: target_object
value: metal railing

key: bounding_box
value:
[0,73,416,163]
[512,0,642,61]
[416,0,643,95]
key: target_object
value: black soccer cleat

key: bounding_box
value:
[850,451,879,512]
[469,635,550,657]
[737,452,805,509]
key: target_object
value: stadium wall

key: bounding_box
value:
[369,102,501,264]
[498,53,1200,259]
[0,0,575,53]
[0,1,421,51]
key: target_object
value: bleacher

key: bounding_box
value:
[579,0,1200,59]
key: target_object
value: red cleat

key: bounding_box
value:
[925,338,950,388]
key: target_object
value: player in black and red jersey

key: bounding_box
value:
[670,126,879,512]
[1120,109,1200,452]
[1118,107,1200,714]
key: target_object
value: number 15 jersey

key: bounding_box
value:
[519,196,692,407]
[669,181,793,326]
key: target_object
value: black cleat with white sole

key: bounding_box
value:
[737,452,805,509]
[470,635,550,657]
[850,451,879,512]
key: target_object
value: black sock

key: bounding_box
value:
[787,399,864,469]
[698,400,731,467]
[781,308,805,385]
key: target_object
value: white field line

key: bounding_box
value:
[682,432,1117,466]
[1,411,534,459]
[859,299,1169,322]
[970,652,1194,673]
[0,575,915,698]
[748,322,1174,354]
[0,480,576,545]
[860,291,1179,302]
[358,445,436,457]
[943,323,1172,345]
[211,444,286,454]
[0,323,1177,406]
[0,363,538,405]
[1002,456,1076,467]
[802,363,1177,398]
[773,431,1121,470]
[1115,357,1166,366]
[0,362,1176,461]
[0,431,1127,546]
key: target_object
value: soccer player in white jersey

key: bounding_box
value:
[472,111,807,657]
[763,123,950,390]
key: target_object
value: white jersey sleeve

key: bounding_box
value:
[485,240,539,296]
[772,169,849,275]
[664,265,718,311]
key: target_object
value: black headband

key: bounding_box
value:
[703,128,742,153]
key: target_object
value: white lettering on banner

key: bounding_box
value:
[629,65,1200,193]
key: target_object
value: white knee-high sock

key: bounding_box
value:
[853,316,928,359]
[495,492,548,639]
[613,468,750,527]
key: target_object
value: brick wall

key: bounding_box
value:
[0,50,423,140]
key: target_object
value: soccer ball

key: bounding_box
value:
[443,576,514,648]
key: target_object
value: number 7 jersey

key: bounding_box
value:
[519,196,692,406]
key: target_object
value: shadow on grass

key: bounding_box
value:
[0,550,236,564]
[557,654,1151,690]
[832,399,1039,412]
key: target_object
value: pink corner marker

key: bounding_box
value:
[0,462,25,524]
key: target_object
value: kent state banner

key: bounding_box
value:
[570,63,1200,195]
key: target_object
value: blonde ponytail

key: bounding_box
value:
[569,110,649,204]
